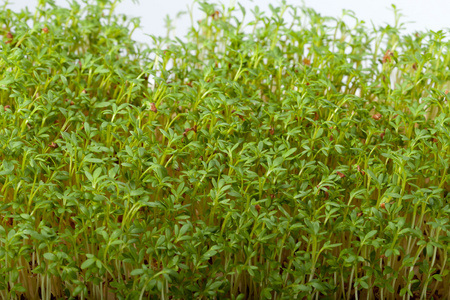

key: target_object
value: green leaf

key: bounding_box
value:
[273,156,284,167]
[130,268,145,276]
[365,230,377,240]
[282,147,297,159]
[84,170,93,182]
[43,253,57,261]
[366,169,380,186]
[261,288,272,299]
[130,188,145,196]
[93,167,102,179]
[81,258,96,269]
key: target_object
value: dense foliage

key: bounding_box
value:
[1,0,450,299]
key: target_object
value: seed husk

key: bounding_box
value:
[150,102,157,113]
[372,113,382,120]
[49,142,58,148]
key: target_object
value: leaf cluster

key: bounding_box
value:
[1,0,450,299]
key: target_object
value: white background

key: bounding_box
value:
[6,0,450,44]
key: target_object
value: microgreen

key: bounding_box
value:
[1,0,450,299]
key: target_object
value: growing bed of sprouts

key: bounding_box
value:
[1,0,450,299]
